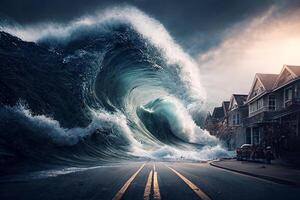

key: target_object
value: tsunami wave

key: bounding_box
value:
[0,6,229,165]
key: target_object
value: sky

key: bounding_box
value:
[1,0,300,109]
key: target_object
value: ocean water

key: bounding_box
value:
[0,6,229,166]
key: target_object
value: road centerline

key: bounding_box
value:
[144,163,161,200]
[112,163,145,200]
[144,169,153,200]
[166,165,211,200]
[153,169,161,200]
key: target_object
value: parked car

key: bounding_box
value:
[237,144,273,162]
[236,144,252,161]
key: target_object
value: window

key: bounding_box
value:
[253,127,260,145]
[269,95,276,110]
[231,113,240,125]
[254,101,257,110]
[249,102,256,113]
[249,104,252,114]
[285,87,293,101]
[249,98,263,114]
[284,87,293,107]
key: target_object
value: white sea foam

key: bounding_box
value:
[132,144,230,161]
[1,103,138,148]
[1,102,229,161]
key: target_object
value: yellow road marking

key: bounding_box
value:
[166,166,211,200]
[144,163,161,200]
[143,170,153,200]
[113,163,145,200]
[153,171,161,200]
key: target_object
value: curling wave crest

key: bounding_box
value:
[0,6,229,164]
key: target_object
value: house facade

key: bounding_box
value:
[226,94,248,150]
[268,65,300,156]
[244,73,279,147]
[204,104,227,137]
[205,65,300,158]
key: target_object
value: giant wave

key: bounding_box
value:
[0,6,229,166]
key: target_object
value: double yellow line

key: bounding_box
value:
[112,163,161,200]
[113,163,210,200]
[144,164,161,200]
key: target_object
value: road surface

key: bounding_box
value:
[1,161,300,200]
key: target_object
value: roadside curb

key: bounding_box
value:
[210,161,298,187]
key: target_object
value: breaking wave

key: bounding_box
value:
[0,6,229,165]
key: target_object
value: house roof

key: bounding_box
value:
[247,65,300,102]
[286,65,300,77]
[256,73,279,91]
[222,101,230,113]
[212,107,225,119]
[204,112,212,123]
[233,94,247,106]
[273,65,300,89]
[247,73,278,102]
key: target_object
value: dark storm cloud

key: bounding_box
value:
[0,0,299,53]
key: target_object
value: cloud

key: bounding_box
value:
[198,6,300,109]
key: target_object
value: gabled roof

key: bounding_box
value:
[233,94,248,105]
[247,73,278,101]
[212,107,225,119]
[222,101,230,113]
[273,65,300,88]
[256,73,279,90]
[229,94,247,110]
[286,65,300,76]
[246,65,300,102]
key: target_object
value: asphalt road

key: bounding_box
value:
[1,161,300,200]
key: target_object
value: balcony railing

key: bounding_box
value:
[244,111,280,126]
[249,98,300,117]
[249,106,271,117]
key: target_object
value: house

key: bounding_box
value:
[268,65,300,155]
[204,101,236,148]
[226,94,248,150]
[244,65,300,158]
[205,64,300,159]
[221,101,230,126]
[204,106,226,136]
[244,73,279,146]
